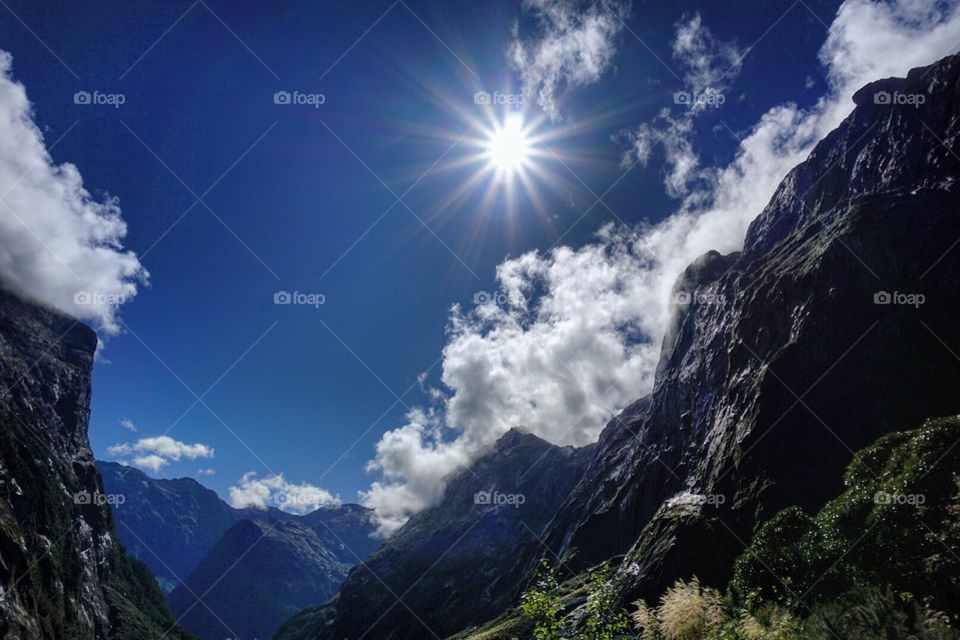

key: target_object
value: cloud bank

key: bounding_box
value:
[361,0,960,536]
[107,435,214,472]
[0,50,144,333]
[228,471,341,515]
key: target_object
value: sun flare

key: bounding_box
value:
[485,113,531,175]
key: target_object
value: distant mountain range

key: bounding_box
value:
[275,52,960,640]
[99,460,380,640]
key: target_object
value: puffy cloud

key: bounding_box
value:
[362,0,960,535]
[107,435,214,472]
[132,455,167,473]
[0,50,145,333]
[119,417,137,432]
[509,0,631,119]
[228,472,341,515]
[360,408,472,535]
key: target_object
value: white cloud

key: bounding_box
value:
[509,0,631,119]
[119,417,137,432]
[362,0,960,535]
[0,51,145,333]
[621,13,744,197]
[107,435,214,472]
[132,455,167,473]
[197,468,215,477]
[228,472,341,515]
[671,13,743,96]
[360,408,472,535]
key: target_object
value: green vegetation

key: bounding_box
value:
[583,563,631,640]
[520,560,564,640]
[459,417,960,640]
[730,417,960,617]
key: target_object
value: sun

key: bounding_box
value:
[485,113,531,176]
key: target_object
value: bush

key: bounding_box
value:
[520,560,563,640]
[731,418,960,617]
[582,562,630,640]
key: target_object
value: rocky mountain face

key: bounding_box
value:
[563,51,960,607]
[167,519,359,640]
[99,460,380,640]
[274,429,594,640]
[274,52,960,639]
[98,461,247,593]
[0,289,190,639]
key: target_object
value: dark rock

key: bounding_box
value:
[274,429,593,640]
[0,289,190,639]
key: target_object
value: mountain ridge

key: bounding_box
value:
[98,459,380,640]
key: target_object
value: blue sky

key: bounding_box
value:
[1,0,930,515]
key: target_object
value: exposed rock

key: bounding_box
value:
[0,289,190,639]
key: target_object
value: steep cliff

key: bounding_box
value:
[0,289,191,639]
[545,51,960,604]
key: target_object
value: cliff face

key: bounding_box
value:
[0,289,190,639]
[544,51,960,603]
[274,51,960,640]
[275,429,595,640]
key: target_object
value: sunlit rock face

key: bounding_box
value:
[276,52,960,640]
[0,289,189,639]
[544,50,960,605]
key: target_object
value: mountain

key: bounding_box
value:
[274,428,595,640]
[275,52,960,639]
[98,461,249,592]
[167,519,358,640]
[0,289,191,639]
[99,461,380,640]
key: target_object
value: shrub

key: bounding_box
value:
[520,560,563,640]
[583,562,631,640]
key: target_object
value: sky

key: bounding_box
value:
[0,0,958,534]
